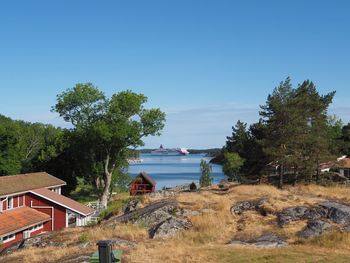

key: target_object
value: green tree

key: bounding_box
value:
[199,159,213,187]
[292,81,335,182]
[222,152,244,182]
[53,83,166,207]
[340,123,350,155]
[260,77,296,188]
[226,120,248,156]
[260,78,336,186]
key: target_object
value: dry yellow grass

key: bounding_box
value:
[3,184,350,263]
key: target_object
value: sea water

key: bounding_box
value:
[128,153,226,190]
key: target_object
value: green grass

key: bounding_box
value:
[98,193,132,220]
[210,246,350,263]
[69,177,97,203]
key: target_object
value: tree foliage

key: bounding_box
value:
[199,159,213,187]
[53,83,166,206]
[222,152,244,182]
[217,77,343,187]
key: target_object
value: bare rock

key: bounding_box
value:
[105,200,178,227]
[123,199,141,214]
[110,237,137,248]
[277,206,324,227]
[299,220,331,238]
[318,201,350,225]
[149,216,192,239]
[231,198,267,216]
[229,233,287,248]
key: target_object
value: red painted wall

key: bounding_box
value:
[0,225,47,252]
[1,195,25,211]
[25,193,66,230]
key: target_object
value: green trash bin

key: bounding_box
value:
[90,250,122,263]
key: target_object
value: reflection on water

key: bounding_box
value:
[128,153,226,190]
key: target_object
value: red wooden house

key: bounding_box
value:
[0,172,95,251]
[128,172,156,195]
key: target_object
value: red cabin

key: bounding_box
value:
[128,172,156,195]
[0,172,95,251]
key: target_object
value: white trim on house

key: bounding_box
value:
[7,196,13,210]
[1,233,16,243]
[0,184,66,198]
[0,218,51,239]
[29,191,94,217]
[27,223,44,236]
[66,209,69,227]
[30,201,55,231]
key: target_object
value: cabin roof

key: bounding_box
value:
[338,158,350,169]
[129,172,156,186]
[0,172,66,197]
[0,207,51,237]
[30,188,95,216]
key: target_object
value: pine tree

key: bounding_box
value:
[260,77,295,188]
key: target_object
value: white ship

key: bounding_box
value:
[151,144,189,156]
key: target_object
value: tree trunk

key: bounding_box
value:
[278,164,284,189]
[293,166,298,186]
[316,160,320,183]
[100,154,112,208]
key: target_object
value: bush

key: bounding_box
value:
[78,233,88,243]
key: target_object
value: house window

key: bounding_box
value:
[7,197,13,210]
[344,169,350,178]
[1,234,15,243]
[28,223,43,233]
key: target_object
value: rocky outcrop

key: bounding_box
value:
[0,233,62,256]
[106,200,192,239]
[229,234,287,248]
[318,201,350,224]
[149,216,192,239]
[277,206,324,227]
[231,198,267,216]
[105,200,177,226]
[276,201,350,239]
[123,199,142,214]
[298,220,331,238]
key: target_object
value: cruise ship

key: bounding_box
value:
[151,144,189,156]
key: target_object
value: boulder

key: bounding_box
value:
[149,216,192,239]
[231,198,267,215]
[298,220,331,238]
[123,199,141,214]
[228,233,287,248]
[318,201,350,224]
[277,206,309,226]
[105,200,177,227]
[133,204,176,227]
[277,206,324,227]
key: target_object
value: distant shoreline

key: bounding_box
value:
[138,148,221,155]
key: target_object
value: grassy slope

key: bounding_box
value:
[3,184,350,263]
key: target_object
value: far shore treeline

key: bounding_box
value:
[1,78,350,204]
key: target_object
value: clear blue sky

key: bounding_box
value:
[0,0,349,148]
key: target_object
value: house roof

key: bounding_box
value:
[0,207,51,237]
[129,171,156,186]
[338,158,350,169]
[0,172,66,197]
[30,188,95,216]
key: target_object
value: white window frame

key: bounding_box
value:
[7,197,13,210]
[28,223,43,233]
[1,234,16,243]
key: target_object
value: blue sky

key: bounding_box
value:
[0,0,349,148]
